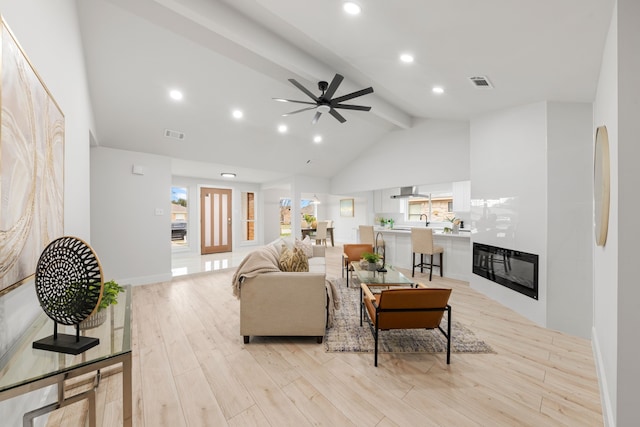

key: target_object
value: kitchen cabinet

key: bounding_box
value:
[452,180,471,212]
[373,188,402,213]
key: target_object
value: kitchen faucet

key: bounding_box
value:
[419,214,429,227]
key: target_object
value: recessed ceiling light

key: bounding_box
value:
[232,109,243,119]
[343,2,361,15]
[278,124,288,133]
[400,53,414,64]
[313,135,322,143]
[169,89,183,101]
[220,172,236,178]
[432,86,445,94]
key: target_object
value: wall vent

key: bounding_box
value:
[469,76,493,88]
[164,129,185,140]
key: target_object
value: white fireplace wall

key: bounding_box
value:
[470,102,549,326]
[470,101,593,336]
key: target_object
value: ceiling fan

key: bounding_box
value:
[274,73,373,124]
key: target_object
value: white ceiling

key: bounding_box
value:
[76,0,615,184]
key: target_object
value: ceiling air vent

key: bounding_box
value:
[164,129,185,140]
[469,76,493,88]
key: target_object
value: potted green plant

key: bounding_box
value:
[362,252,381,271]
[446,216,461,233]
[80,280,125,329]
[303,213,317,228]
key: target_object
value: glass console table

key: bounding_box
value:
[0,285,132,426]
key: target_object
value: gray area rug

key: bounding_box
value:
[325,278,494,354]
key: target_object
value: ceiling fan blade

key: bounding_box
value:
[283,106,317,116]
[288,79,319,101]
[333,104,372,111]
[273,98,317,105]
[323,74,344,100]
[331,87,374,104]
[311,111,322,124]
[329,108,347,123]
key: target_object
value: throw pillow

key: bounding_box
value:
[269,237,294,256]
[295,235,314,258]
[279,246,309,272]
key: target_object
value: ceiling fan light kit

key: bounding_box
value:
[274,73,373,124]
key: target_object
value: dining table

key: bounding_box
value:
[301,227,335,247]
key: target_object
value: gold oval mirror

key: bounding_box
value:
[594,125,610,246]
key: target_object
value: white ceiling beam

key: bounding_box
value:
[107,0,412,129]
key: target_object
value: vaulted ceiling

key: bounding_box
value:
[77,0,614,183]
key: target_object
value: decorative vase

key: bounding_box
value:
[311,221,317,228]
[368,262,377,271]
[79,309,107,330]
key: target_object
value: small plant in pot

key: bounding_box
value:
[80,280,125,329]
[303,213,317,228]
[361,252,381,271]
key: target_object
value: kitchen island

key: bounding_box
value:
[373,227,471,281]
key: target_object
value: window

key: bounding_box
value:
[407,197,429,222]
[171,186,188,246]
[407,193,454,223]
[279,198,316,236]
[241,192,256,242]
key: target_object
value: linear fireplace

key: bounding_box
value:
[472,243,539,300]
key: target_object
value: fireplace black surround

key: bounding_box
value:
[472,243,539,299]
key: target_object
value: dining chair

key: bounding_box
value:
[311,220,328,246]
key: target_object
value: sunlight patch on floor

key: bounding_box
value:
[171,247,253,277]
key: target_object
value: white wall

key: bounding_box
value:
[330,119,470,194]
[616,1,640,424]
[546,102,593,338]
[0,1,95,424]
[593,2,640,425]
[91,147,172,285]
[592,6,618,426]
[325,192,371,243]
[470,102,549,325]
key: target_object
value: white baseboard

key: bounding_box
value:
[592,326,615,426]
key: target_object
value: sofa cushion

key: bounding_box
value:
[268,236,294,256]
[295,236,314,258]
[308,256,325,274]
[279,246,309,272]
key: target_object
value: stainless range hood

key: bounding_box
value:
[390,186,429,199]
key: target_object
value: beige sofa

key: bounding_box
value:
[234,242,328,343]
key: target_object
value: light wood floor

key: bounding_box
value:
[47,245,603,426]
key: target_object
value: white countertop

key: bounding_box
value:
[374,226,471,238]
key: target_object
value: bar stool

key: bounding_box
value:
[359,225,374,245]
[411,228,444,280]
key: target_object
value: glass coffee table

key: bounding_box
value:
[350,262,417,326]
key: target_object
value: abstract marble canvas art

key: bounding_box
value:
[0,17,64,295]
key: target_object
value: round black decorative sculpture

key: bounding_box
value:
[33,236,104,354]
